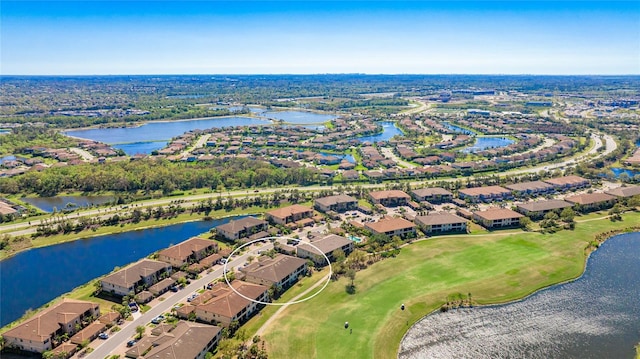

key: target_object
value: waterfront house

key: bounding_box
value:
[240,254,308,289]
[414,212,468,234]
[265,204,314,226]
[473,208,524,229]
[216,217,268,241]
[564,193,617,212]
[515,199,573,219]
[3,299,100,354]
[158,237,218,268]
[101,259,171,296]
[365,217,416,238]
[297,234,354,266]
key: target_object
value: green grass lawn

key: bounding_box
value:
[262,211,640,359]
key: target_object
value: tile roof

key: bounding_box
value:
[606,185,640,198]
[241,254,307,283]
[298,234,352,256]
[266,204,313,220]
[158,237,217,261]
[415,212,467,226]
[366,217,416,233]
[411,187,453,197]
[564,193,616,205]
[544,175,589,186]
[505,180,554,192]
[516,200,573,212]
[314,194,358,207]
[216,217,267,234]
[369,190,411,200]
[458,186,511,196]
[101,259,169,289]
[195,281,269,319]
[3,299,98,343]
[143,321,221,359]
[474,208,524,221]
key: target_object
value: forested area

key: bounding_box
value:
[3,74,638,128]
[0,127,79,155]
[0,158,321,196]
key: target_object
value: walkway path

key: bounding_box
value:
[250,271,331,341]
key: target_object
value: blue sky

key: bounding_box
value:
[1,1,639,75]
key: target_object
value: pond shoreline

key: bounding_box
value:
[398,228,640,358]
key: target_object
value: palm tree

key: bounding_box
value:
[135,325,145,339]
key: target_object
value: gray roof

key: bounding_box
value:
[241,254,307,283]
[411,187,453,197]
[101,259,169,288]
[517,200,573,212]
[314,194,357,207]
[299,234,353,255]
[505,180,554,192]
[216,216,267,233]
[415,212,467,226]
[606,185,640,198]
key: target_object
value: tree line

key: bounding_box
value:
[0,158,321,196]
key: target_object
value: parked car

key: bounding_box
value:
[127,340,137,347]
[98,333,109,340]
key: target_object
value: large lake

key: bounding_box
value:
[400,232,640,359]
[358,121,405,143]
[22,195,115,212]
[65,117,270,155]
[463,136,515,153]
[0,216,244,327]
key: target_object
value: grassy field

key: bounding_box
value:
[262,211,640,359]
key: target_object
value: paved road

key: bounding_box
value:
[69,147,96,162]
[0,132,616,237]
[86,242,273,358]
[179,134,211,158]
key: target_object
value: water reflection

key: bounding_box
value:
[400,232,640,359]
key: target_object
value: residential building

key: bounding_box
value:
[410,188,453,203]
[297,234,354,266]
[265,204,314,225]
[505,181,555,197]
[414,212,468,234]
[516,200,573,219]
[606,185,640,198]
[100,259,172,296]
[458,186,513,202]
[473,208,524,229]
[240,254,308,289]
[565,193,617,212]
[148,277,176,296]
[216,216,268,241]
[368,190,411,207]
[314,194,358,213]
[544,175,590,192]
[3,299,99,354]
[176,281,269,327]
[125,320,222,359]
[365,217,416,238]
[158,237,218,268]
